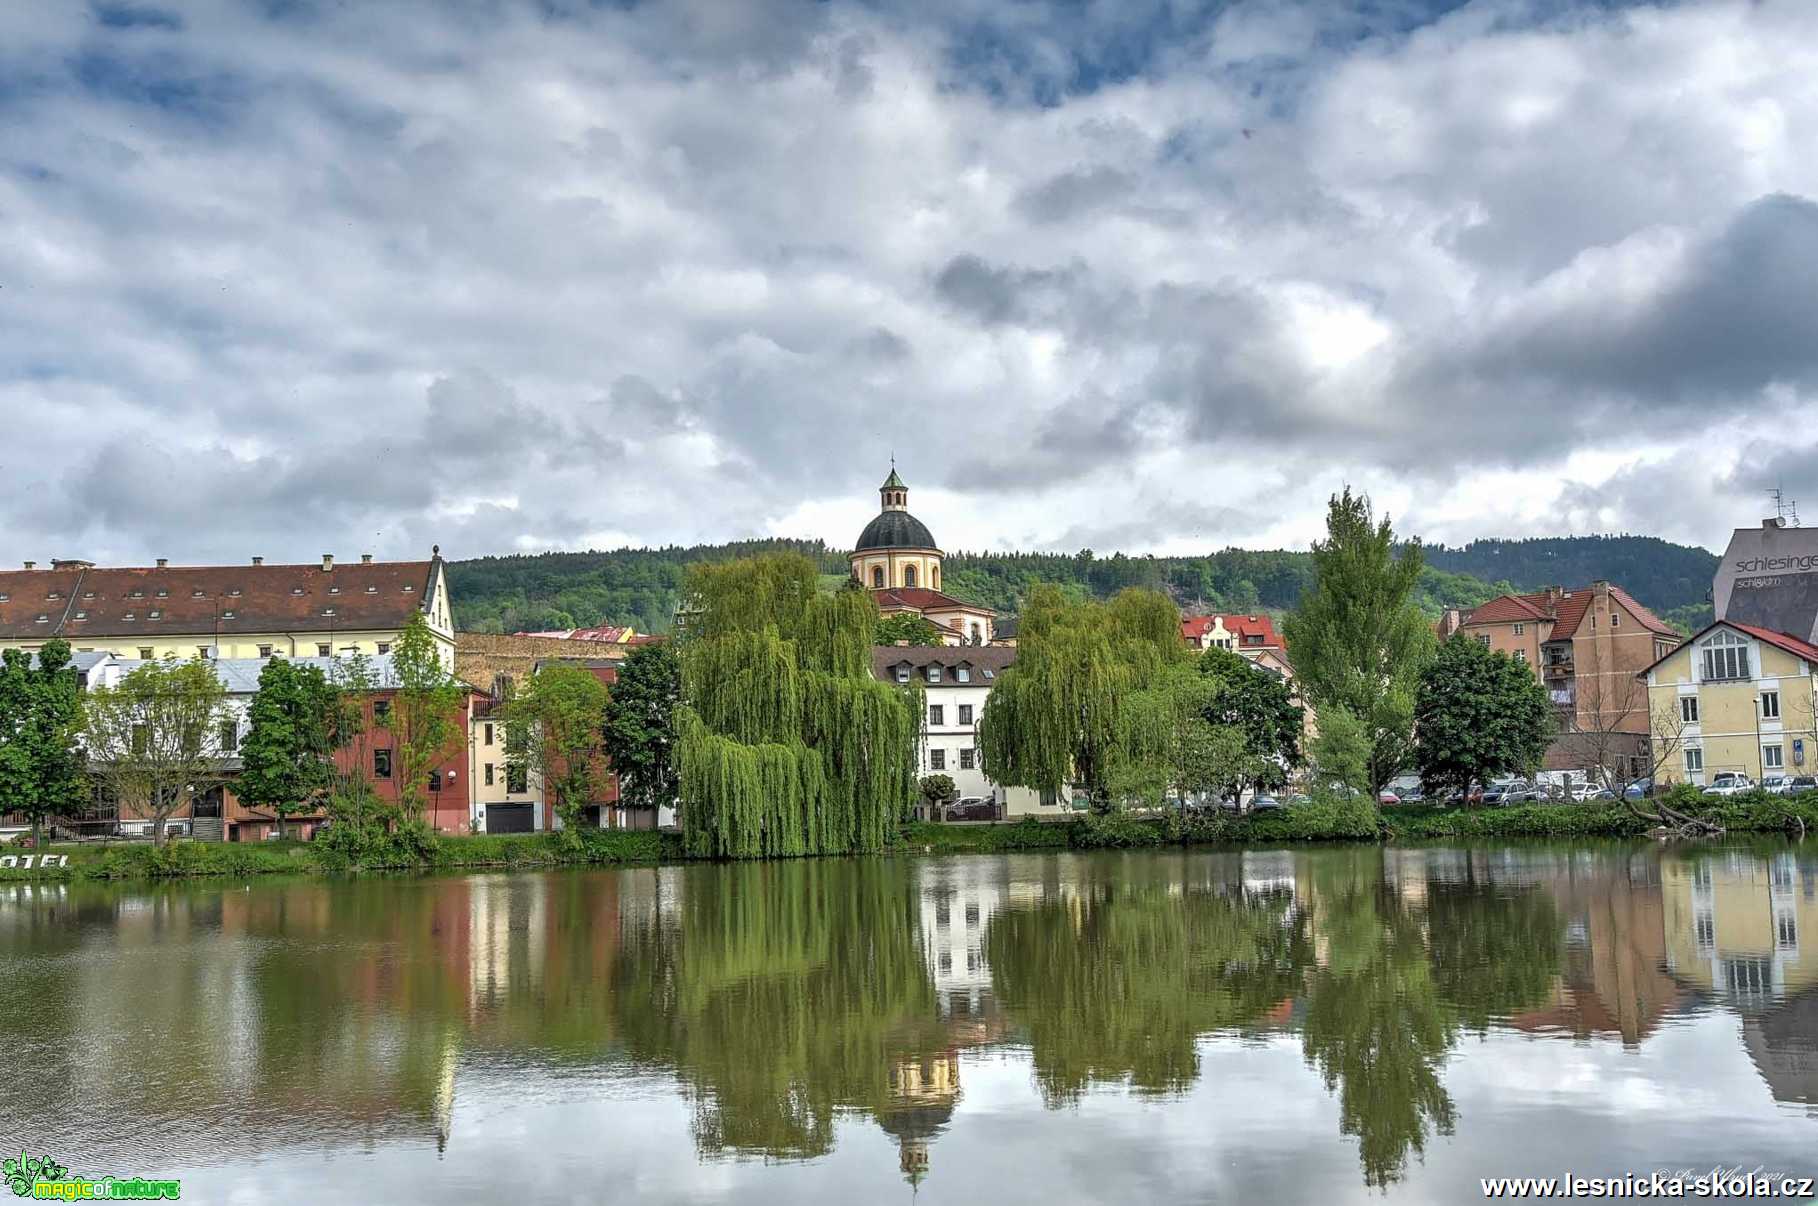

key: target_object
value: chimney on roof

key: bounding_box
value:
[322,554,334,571]
[251,556,263,566]
[1592,579,1609,593]
[1765,516,1786,529]
[22,561,34,570]
[1545,585,1563,604]
[361,553,373,564]
[155,558,167,569]
[51,559,94,570]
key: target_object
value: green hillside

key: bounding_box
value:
[448,535,1719,637]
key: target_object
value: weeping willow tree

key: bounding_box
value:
[677,553,921,858]
[977,584,1190,809]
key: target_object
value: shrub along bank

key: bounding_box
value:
[6,790,1814,882]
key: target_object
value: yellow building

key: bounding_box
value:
[851,465,995,646]
[0,551,455,668]
[1662,851,1816,1003]
[1644,620,1818,786]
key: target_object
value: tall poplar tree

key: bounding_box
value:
[1283,489,1434,794]
[600,640,680,816]
[677,553,920,858]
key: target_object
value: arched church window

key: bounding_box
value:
[871,566,884,588]
[904,565,917,588]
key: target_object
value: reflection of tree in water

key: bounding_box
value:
[985,881,1310,1106]
[1424,880,1562,1032]
[1299,852,1457,1190]
[612,858,939,1160]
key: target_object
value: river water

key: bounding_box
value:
[1,842,1814,1203]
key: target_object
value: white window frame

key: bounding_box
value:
[927,666,942,684]
[1700,630,1750,682]
[1761,691,1780,720]
[1680,696,1699,724]
[1513,623,1524,635]
[1764,744,1785,770]
[1684,747,1704,773]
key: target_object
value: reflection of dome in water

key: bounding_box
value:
[1742,990,1818,1110]
[878,1052,960,1186]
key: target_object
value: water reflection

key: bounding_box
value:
[0,842,1815,1199]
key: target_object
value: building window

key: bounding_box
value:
[1777,911,1798,951]
[197,646,211,659]
[1684,747,1703,773]
[317,643,331,657]
[484,723,494,746]
[374,700,391,724]
[219,720,238,752]
[904,565,917,588]
[930,705,944,726]
[257,644,272,658]
[959,748,975,770]
[428,770,442,792]
[1695,909,1715,952]
[148,610,160,619]
[1764,744,1784,770]
[955,666,970,683]
[221,609,235,619]
[366,585,378,594]
[872,566,884,588]
[1513,623,1524,635]
[34,615,47,624]
[373,749,393,779]
[507,763,528,793]
[1680,696,1699,724]
[1475,634,1490,648]
[958,704,973,725]
[377,642,390,654]
[1701,630,1749,681]
[895,666,910,684]
[138,647,153,659]
[927,666,941,684]
[1610,611,1620,628]
[322,607,335,617]
[1513,649,1527,663]
[929,749,946,771]
[291,587,305,596]
[74,611,87,619]
[1762,691,1780,719]
[485,763,495,787]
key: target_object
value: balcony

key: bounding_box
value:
[1549,688,1576,707]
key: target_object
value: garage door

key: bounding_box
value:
[486,803,535,834]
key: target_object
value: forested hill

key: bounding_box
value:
[448,534,1719,637]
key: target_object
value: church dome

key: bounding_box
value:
[856,509,937,552]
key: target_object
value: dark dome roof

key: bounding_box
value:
[856,510,937,552]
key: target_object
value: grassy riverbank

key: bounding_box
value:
[6,791,1813,882]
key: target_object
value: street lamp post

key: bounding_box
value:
[1754,696,1764,784]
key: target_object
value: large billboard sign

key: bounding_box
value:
[1714,521,1818,644]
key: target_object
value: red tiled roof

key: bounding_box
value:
[1181,613,1284,647]
[513,625,633,642]
[0,559,438,641]
[871,587,995,615]
[1462,583,1677,640]
[1727,622,1818,664]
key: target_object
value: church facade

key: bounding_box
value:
[852,467,995,646]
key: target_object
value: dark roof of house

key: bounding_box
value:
[855,510,938,552]
[0,559,439,640]
[872,586,994,615]
[1181,612,1284,646]
[870,645,1017,683]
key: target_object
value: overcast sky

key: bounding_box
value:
[3,0,1815,566]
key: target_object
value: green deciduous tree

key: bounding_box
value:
[917,773,957,818]
[1308,705,1372,795]
[389,612,462,823]
[1107,664,1254,808]
[1283,489,1434,793]
[1413,634,1552,802]
[874,611,949,647]
[600,641,680,814]
[677,553,921,858]
[239,658,341,839]
[81,657,230,844]
[0,640,87,848]
[978,585,1189,811]
[505,662,611,841]
[1196,646,1304,791]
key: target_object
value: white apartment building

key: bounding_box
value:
[871,645,1051,820]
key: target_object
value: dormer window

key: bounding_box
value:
[222,609,236,619]
[228,589,242,597]
[329,586,340,594]
[148,610,161,619]
[156,589,167,598]
[0,593,8,602]
[983,669,995,680]
[47,592,61,601]
[1701,629,1750,682]
[895,665,910,684]
[192,589,205,598]
[291,587,305,596]
[82,591,95,599]
[927,666,942,683]
[73,610,87,619]
[34,614,48,623]
[402,585,415,592]
[122,612,136,621]
[955,666,970,683]
[129,590,144,599]
[323,607,336,616]
[366,585,378,593]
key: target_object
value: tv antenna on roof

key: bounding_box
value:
[1769,486,1801,527]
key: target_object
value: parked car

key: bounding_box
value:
[1763,775,1792,795]
[1703,773,1754,797]
[1482,779,1542,806]
[945,797,998,822]
[1248,794,1284,812]
[1777,775,1817,796]
[1378,789,1402,806]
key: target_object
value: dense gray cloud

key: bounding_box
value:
[2,0,1816,566]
